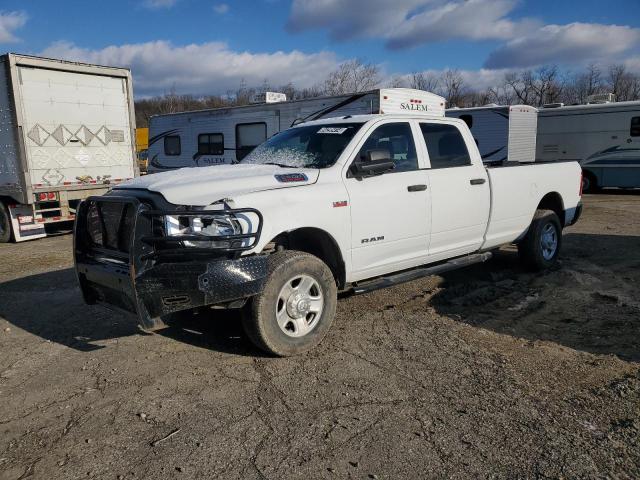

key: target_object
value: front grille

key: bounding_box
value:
[86,199,136,254]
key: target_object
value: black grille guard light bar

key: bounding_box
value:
[74,195,268,331]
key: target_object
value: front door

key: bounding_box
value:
[345,121,431,280]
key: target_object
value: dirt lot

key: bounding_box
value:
[1,193,639,479]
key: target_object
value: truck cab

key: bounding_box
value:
[74,91,582,356]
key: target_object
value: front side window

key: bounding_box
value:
[356,122,418,173]
[241,123,363,168]
[420,123,471,169]
[198,133,224,155]
[236,123,267,161]
[164,135,181,156]
[631,117,640,137]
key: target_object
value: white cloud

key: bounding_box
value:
[143,0,178,9]
[40,41,340,97]
[485,23,640,69]
[287,0,534,48]
[213,3,229,14]
[0,11,27,43]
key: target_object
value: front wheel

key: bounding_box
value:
[242,251,337,356]
[518,209,562,271]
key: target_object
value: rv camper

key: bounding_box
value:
[0,53,138,242]
[146,88,445,173]
[536,100,640,191]
[446,105,538,163]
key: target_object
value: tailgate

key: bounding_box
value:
[19,66,135,188]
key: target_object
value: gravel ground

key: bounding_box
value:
[0,193,639,479]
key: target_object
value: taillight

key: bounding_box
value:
[47,192,56,200]
[579,171,583,197]
[38,193,47,201]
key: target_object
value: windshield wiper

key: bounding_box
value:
[262,162,293,168]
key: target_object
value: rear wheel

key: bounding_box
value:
[518,209,562,271]
[0,203,12,243]
[242,250,337,356]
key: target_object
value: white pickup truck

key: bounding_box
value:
[74,90,582,356]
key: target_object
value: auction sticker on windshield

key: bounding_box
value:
[317,127,349,134]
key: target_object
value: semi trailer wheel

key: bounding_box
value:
[242,250,337,356]
[0,203,11,243]
[518,209,562,271]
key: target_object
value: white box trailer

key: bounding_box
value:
[0,53,138,242]
[536,101,640,191]
[446,105,538,163]
[147,88,445,172]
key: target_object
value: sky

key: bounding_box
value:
[2,0,640,97]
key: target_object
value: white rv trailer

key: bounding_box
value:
[536,101,640,191]
[446,105,538,163]
[0,53,138,242]
[147,88,446,173]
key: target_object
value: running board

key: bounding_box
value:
[351,252,493,295]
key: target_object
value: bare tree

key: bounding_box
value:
[439,69,466,107]
[409,71,439,92]
[323,59,380,95]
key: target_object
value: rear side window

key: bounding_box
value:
[420,123,471,169]
[356,122,418,173]
[631,117,640,137]
[236,123,267,161]
[164,135,181,156]
[198,133,224,155]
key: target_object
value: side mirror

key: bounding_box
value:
[350,149,395,178]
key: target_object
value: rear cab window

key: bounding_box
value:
[420,123,471,168]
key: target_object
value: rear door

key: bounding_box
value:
[345,120,431,279]
[418,121,490,260]
[18,66,135,188]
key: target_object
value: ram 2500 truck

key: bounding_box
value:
[74,91,582,356]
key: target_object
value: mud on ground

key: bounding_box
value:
[0,193,639,479]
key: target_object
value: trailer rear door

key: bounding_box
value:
[18,66,135,188]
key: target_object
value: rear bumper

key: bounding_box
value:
[74,194,266,329]
[567,202,583,226]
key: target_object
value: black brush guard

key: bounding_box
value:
[74,195,268,329]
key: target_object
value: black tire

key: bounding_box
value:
[518,209,562,271]
[582,171,598,193]
[242,250,337,356]
[0,203,12,243]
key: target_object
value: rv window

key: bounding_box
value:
[198,133,224,155]
[356,122,418,173]
[164,135,181,156]
[420,123,471,169]
[631,117,640,137]
[459,115,473,129]
[236,123,267,161]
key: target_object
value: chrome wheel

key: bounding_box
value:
[540,223,558,260]
[275,274,324,338]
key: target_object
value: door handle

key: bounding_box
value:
[407,184,428,192]
[470,178,486,185]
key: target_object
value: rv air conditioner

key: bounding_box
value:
[250,92,287,104]
[586,93,616,104]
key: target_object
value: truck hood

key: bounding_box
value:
[116,164,319,205]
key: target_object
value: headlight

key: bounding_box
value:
[164,213,242,248]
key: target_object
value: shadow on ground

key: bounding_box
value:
[1,232,638,361]
[430,232,640,362]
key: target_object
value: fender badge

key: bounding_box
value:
[275,173,308,183]
[333,201,348,208]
